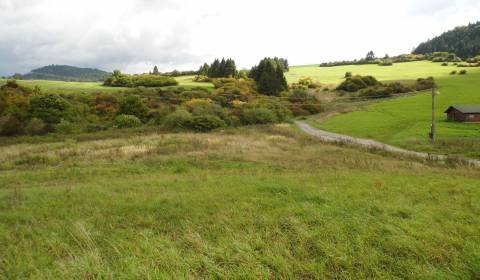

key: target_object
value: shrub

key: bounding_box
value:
[241,107,277,125]
[459,70,467,75]
[113,114,143,129]
[337,75,378,92]
[55,119,77,134]
[441,62,448,66]
[188,114,226,132]
[0,115,24,136]
[25,118,46,135]
[132,74,178,87]
[345,72,352,78]
[91,93,119,120]
[29,94,70,124]
[378,60,393,66]
[415,77,435,91]
[450,70,457,75]
[163,109,193,130]
[119,95,148,119]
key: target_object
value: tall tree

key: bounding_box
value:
[250,58,288,96]
[366,51,376,61]
[153,66,159,75]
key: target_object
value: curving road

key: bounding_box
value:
[295,121,480,167]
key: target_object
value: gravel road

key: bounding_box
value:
[295,121,480,167]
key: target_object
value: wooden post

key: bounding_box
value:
[430,85,436,143]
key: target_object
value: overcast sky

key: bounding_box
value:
[0,0,479,75]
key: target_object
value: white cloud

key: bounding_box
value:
[0,0,479,75]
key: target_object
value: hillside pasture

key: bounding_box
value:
[300,61,480,158]
[0,75,213,94]
[286,61,462,84]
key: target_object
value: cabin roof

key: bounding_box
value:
[445,105,480,114]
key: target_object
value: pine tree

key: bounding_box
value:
[153,66,159,75]
[251,58,288,96]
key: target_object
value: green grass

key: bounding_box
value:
[1,125,480,278]
[0,75,213,94]
[286,61,462,84]
[298,61,480,158]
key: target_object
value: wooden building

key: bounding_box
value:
[445,105,480,123]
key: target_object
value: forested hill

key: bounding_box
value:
[413,22,480,59]
[23,65,111,82]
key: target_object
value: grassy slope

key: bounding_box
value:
[0,126,479,278]
[286,61,462,84]
[0,75,213,94]
[290,61,480,158]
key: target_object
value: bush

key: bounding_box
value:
[241,107,278,125]
[188,114,226,132]
[337,75,378,92]
[345,72,352,78]
[415,77,435,91]
[25,118,46,135]
[55,119,77,134]
[29,94,70,124]
[119,95,148,119]
[132,74,178,87]
[113,114,143,129]
[459,70,467,75]
[450,70,457,75]
[163,109,193,130]
[441,62,449,66]
[0,115,24,136]
[378,60,393,66]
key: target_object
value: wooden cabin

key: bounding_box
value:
[445,105,480,123]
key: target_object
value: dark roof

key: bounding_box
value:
[445,105,480,114]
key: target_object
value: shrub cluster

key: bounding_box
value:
[336,75,379,92]
[104,70,178,88]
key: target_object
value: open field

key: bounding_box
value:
[0,75,213,94]
[298,61,480,158]
[1,125,480,278]
[286,61,462,84]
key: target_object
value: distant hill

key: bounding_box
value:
[413,22,480,59]
[23,65,111,82]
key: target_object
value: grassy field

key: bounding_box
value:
[286,61,461,84]
[0,75,213,94]
[296,61,480,158]
[1,125,479,278]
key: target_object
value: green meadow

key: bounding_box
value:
[0,75,213,94]
[286,61,461,84]
[1,125,479,279]
[296,62,480,158]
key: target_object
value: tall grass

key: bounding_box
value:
[1,125,479,278]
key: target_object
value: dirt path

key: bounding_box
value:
[295,121,480,167]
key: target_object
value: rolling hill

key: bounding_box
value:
[22,65,111,82]
[413,21,480,59]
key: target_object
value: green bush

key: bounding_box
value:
[188,115,226,132]
[55,119,77,134]
[132,74,178,87]
[450,70,457,75]
[29,94,71,124]
[415,77,435,91]
[378,60,393,66]
[163,109,193,130]
[441,62,449,66]
[119,95,148,119]
[459,70,467,75]
[113,114,143,129]
[345,72,352,78]
[0,115,24,136]
[25,118,46,135]
[241,108,278,125]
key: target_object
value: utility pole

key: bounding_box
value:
[430,84,439,143]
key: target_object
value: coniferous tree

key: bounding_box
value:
[250,58,288,96]
[153,66,159,75]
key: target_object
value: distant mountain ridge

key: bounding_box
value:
[23,65,111,82]
[413,22,480,59]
